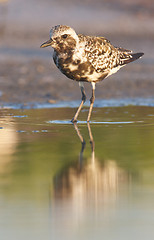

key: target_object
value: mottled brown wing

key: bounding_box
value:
[83,36,120,73]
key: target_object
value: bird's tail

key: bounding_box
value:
[120,52,144,65]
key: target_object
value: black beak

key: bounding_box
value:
[40,39,53,48]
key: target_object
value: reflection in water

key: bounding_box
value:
[52,123,129,235]
[0,108,154,240]
[0,116,18,174]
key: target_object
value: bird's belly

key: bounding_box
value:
[61,64,107,82]
[54,54,107,82]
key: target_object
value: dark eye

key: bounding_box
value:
[62,34,68,39]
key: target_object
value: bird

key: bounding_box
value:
[40,25,144,122]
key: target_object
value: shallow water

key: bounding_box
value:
[0,106,154,240]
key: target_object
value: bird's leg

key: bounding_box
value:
[87,82,95,122]
[71,82,86,122]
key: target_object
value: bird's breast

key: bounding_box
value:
[53,50,107,82]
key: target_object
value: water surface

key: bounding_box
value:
[0,106,154,240]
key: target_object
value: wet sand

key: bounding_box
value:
[0,0,154,104]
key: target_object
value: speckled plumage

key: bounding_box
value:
[41,25,144,122]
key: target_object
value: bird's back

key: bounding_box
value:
[79,34,143,76]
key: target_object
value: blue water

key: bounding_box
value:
[1,98,154,110]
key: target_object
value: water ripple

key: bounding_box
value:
[48,120,137,125]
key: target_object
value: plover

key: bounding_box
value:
[40,25,144,122]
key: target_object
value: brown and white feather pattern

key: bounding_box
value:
[79,34,133,74]
[41,25,144,83]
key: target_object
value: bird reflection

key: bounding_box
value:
[52,123,129,238]
[53,123,128,205]
[73,122,95,169]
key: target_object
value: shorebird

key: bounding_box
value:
[40,25,144,122]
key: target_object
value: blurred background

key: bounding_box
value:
[0,0,154,104]
[0,2,154,240]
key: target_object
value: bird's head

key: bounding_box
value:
[40,25,78,52]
